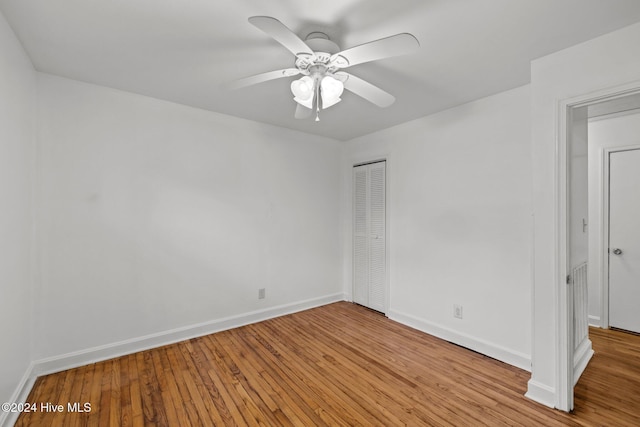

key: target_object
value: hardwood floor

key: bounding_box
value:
[15,302,640,426]
[573,327,640,425]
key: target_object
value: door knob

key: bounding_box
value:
[612,248,623,255]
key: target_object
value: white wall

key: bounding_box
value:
[587,110,640,326]
[0,9,36,409]
[35,74,342,361]
[529,21,640,408]
[341,85,532,369]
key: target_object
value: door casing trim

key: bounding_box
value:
[556,81,640,411]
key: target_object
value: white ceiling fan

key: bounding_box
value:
[229,16,420,121]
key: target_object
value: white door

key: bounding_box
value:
[353,161,386,312]
[609,148,640,333]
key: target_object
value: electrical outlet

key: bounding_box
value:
[258,288,266,299]
[453,304,463,319]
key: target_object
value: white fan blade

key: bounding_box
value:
[249,16,315,58]
[227,68,300,90]
[337,72,395,108]
[331,33,419,68]
[294,104,312,119]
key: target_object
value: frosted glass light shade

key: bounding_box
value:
[291,76,314,100]
[320,76,344,109]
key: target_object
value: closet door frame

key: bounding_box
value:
[349,155,390,315]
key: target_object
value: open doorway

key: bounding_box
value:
[563,91,640,410]
[587,99,640,332]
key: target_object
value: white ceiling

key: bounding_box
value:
[3,0,640,141]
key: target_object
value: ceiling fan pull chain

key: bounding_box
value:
[315,80,321,121]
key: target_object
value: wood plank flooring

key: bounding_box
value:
[15,302,640,426]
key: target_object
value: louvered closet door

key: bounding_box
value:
[353,161,386,312]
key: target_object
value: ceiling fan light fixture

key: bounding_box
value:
[236,16,420,120]
[320,75,344,109]
[291,76,314,100]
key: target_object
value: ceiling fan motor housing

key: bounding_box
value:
[295,33,348,75]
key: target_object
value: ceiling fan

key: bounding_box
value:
[229,16,420,121]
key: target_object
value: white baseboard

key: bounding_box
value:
[387,309,531,371]
[525,379,556,408]
[573,338,594,386]
[588,315,601,328]
[32,293,345,378]
[0,363,37,427]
